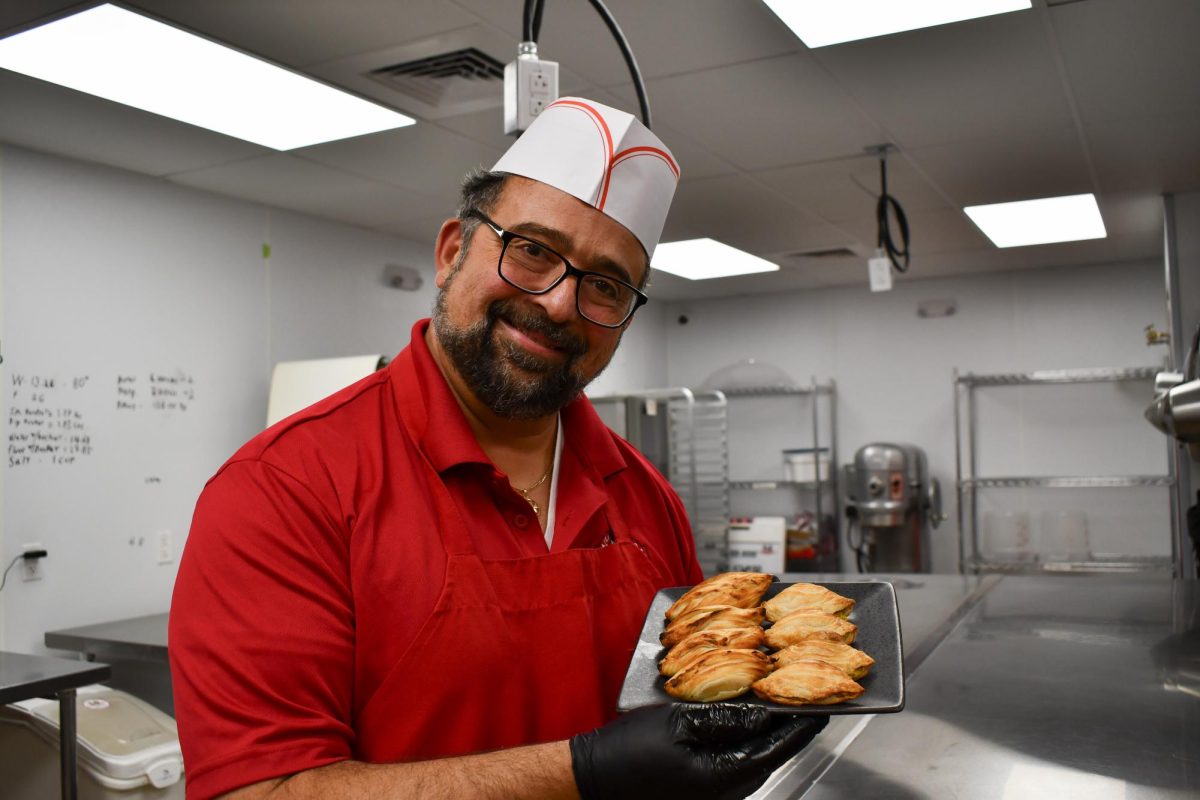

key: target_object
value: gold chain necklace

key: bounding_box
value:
[514,469,552,516]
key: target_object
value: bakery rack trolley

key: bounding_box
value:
[953,366,1180,576]
[718,378,840,572]
[589,388,730,574]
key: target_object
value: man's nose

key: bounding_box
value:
[529,275,579,322]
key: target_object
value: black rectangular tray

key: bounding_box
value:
[617,580,904,715]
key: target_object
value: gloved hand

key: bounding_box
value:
[569,703,829,800]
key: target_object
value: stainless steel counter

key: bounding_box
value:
[44,613,171,714]
[762,575,1200,799]
[40,574,1200,799]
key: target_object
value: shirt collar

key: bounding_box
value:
[392,318,629,479]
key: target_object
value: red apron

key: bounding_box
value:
[353,417,671,761]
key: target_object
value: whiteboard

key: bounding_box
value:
[0,143,443,654]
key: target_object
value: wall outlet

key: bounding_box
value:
[21,542,45,581]
[156,530,173,565]
[504,54,559,135]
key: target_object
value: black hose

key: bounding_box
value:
[532,0,546,41]
[522,0,536,42]
[876,157,910,273]
[584,0,652,129]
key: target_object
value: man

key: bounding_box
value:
[170,98,826,800]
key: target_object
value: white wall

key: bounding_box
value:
[0,145,439,654]
[663,262,1171,572]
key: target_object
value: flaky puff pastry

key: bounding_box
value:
[771,641,875,680]
[665,572,775,622]
[660,605,766,648]
[664,648,773,702]
[752,660,865,706]
[659,627,766,677]
[763,610,857,649]
[763,583,855,622]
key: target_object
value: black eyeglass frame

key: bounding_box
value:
[467,210,648,329]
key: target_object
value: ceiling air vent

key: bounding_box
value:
[367,47,504,109]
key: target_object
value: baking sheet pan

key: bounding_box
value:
[617,580,904,715]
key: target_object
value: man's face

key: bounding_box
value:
[431,177,647,420]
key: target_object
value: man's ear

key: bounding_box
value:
[434,218,464,288]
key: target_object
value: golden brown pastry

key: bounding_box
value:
[664,648,773,702]
[763,583,855,622]
[660,605,766,648]
[665,572,775,622]
[752,660,865,706]
[763,610,857,649]
[771,641,875,680]
[659,627,766,677]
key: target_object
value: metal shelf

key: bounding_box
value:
[961,475,1174,489]
[728,479,831,491]
[956,367,1157,387]
[966,556,1175,576]
[719,384,835,397]
[953,364,1180,577]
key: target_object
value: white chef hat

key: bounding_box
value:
[491,97,681,257]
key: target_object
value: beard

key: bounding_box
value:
[432,277,601,420]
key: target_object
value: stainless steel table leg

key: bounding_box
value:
[58,687,77,800]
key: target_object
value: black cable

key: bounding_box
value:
[0,555,22,593]
[532,0,546,42]
[584,0,652,129]
[876,155,910,273]
[523,0,535,42]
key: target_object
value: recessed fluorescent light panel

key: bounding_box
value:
[964,193,1107,248]
[762,1,1032,48]
[0,4,415,150]
[652,239,779,281]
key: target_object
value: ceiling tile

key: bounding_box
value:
[670,174,858,255]
[375,214,450,247]
[1049,0,1200,126]
[169,154,449,228]
[644,53,882,171]
[1086,114,1200,195]
[452,0,800,86]
[295,124,503,194]
[908,127,1092,206]
[813,9,1074,149]
[0,71,268,176]
[134,0,478,67]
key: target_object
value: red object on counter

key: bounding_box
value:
[170,319,702,800]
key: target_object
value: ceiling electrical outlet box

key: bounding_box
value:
[20,543,45,581]
[868,254,893,292]
[504,52,558,135]
[156,530,173,564]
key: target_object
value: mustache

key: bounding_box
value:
[488,300,588,357]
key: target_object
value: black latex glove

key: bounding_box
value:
[570,703,829,800]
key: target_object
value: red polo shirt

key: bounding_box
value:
[169,319,702,799]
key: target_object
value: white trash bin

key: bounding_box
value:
[0,684,184,799]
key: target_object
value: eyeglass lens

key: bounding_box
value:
[501,236,636,326]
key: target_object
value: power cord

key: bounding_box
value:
[873,147,910,273]
[521,0,654,129]
[0,555,22,593]
[0,549,48,592]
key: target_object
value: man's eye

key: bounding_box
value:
[588,276,621,300]
[517,240,551,260]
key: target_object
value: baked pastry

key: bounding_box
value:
[659,627,766,677]
[763,583,855,622]
[771,641,875,680]
[665,572,775,622]
[660,605,766,648]
[752,660,865,706]
[664,648,773,702]
[763,610,857,649]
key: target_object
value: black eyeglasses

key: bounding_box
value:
[467,210,648,328]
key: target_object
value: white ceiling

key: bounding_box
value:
[1,0,1196,301]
